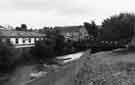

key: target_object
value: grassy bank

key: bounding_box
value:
[76,48,135,84]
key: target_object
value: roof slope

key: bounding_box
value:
[55,25,85,33]
[0,29,46,37]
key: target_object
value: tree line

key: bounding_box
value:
[84,13,135,47]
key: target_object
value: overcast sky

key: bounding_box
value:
[0,0,135,28]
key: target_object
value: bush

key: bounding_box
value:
[30,32,65,64]
[0,41,18,73]
[99,13,135,41]
[31,40,56,61]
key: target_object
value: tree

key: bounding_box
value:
[15,24,28,31]
[15,26,21,31]
[0,40,18,73]
[31,30,65,64]
[38,26,54,33]
[84,21,98,37]
[21,24,27,31]
[99,13,135,42]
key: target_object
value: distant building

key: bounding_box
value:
[55,25,89,41]
[0,29,46,48]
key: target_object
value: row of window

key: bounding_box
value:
[15,38,44,44]
[0,37,45,44]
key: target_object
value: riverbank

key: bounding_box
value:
[75,48,135,84]
[3,48,135,85]
[2,51,88,85]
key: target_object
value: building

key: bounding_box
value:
[55,25,89,41]
[0,29,46,48]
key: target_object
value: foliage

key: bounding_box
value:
[15,24,28,31]
[31,30,65,63]
[99,13,135,41]
[0,41,18,73]
[73,40,90,51]
[21,24,27,31]
[84,21,98,37]
[38,26,54,33]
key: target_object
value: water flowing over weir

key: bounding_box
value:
[56,52,84,64]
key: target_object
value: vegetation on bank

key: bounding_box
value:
[84,13,135,52]
[75,49,135,85]
[85,13,135,42]
[0,41,17,74]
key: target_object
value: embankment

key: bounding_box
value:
[26,50,91,85]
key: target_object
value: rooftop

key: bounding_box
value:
[0,29,46,37]
[55,25,85,32]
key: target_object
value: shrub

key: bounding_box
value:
[30,32,65,64]
[0,41,18,73]
[99,13,135,41]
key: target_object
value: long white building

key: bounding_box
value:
[0,29,46,48]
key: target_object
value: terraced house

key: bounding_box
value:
[0,29,46,48]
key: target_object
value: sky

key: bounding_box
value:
[0,0,135,28]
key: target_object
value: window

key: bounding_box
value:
[7,38,10,43]
[23,38,25,43]
[29,38,31,43]
[36,38,39,41]
[16,38,18,44]
[41,38,43,40]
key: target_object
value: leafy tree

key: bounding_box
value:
[21,24,27,31]
[84,21,98,37]
[15,26,21,31]
[0,40,18,73]
[31,30,65,63]
[99,13,135,42]
[15,24,27,31]
[38,26,54,33]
